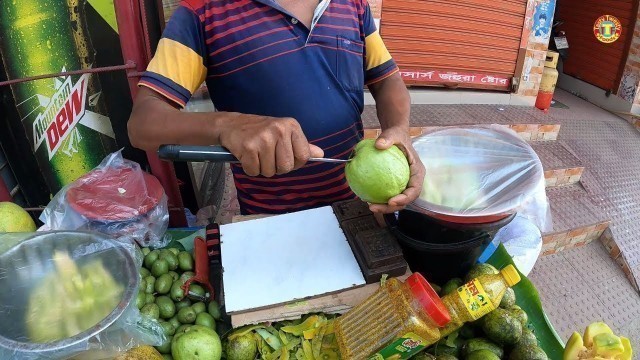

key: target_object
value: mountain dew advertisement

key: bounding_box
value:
[0,0,122,194]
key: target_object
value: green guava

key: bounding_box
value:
[345,139,410,204]
[0,202,36,232]
[226,332,258,360]
[171,325,222,360]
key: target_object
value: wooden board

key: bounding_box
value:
[231,271,411,327]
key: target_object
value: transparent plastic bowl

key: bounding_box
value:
[0,231,138,357]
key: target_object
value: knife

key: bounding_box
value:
[158,144,350,164]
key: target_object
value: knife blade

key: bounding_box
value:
[158,145,350,163]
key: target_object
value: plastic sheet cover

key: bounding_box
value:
[412,125,552,232]
[486,215,543,276]
[40,151,169,248]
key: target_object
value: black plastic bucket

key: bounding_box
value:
[385,210,515,284]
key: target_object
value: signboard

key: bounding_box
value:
[399,70,511,90]
[594,15,622,43]
[0,0,127,194]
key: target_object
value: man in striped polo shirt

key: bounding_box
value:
[128,0,425,215]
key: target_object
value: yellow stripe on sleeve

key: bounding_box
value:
[364,30,392,71]
[147,38,207,94]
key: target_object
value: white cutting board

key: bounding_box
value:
[220,206,366,313]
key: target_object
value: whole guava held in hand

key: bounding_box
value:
[345,139,410,204]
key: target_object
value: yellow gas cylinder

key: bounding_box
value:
[535,50,560,112]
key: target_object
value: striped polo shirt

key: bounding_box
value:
[139,0,398,215]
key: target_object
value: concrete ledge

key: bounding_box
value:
[365,88,536,106]
[510,94,537,106]
[556,65,632,115]
[363,123,559,142]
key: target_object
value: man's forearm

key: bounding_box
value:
[128,87,236,152]
[368,72,410,131]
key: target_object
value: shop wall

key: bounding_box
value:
[512,0,556,105]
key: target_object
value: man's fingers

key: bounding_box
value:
[291,129,311,169]
[375,128,409,150]
[309,144,324,159]
[402,153,426,203]
[369,203,405,214]
[400,182,422,204]
[375,135,394,150]
[275,138,295,175]
[258,145,277,178]
[240,152,260,177]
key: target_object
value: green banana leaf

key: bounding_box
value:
[486,244,565,360]
[166,227,206,252]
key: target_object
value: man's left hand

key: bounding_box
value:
[369,126,425,213]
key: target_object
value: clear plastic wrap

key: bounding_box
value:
[493,215,542,276]
[40,150,169,248]
[477,215,543,275]
[411,125,553,232]
[0,231,166,360]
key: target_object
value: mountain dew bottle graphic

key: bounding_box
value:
[0,0,117,194]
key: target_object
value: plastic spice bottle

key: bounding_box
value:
[335,273,450,360]
[439,264,522,337]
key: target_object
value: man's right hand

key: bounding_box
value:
[127,87,323,178]
[218,115,324,177]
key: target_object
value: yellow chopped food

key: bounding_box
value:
[25,251,123,342]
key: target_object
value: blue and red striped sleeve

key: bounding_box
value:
[362,3,398,85]
[138,1,208,107]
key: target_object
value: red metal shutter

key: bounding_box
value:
[380,0,527,90]
[556,0,637,92]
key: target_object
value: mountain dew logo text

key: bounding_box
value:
[33,73,89,159]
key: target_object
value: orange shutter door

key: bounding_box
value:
[380,0,527,90]
[556,0,637,92]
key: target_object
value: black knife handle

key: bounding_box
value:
[158,145,239,162]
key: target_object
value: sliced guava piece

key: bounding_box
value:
[616,337,632,360]
[584,322,614,347]
[592,333,624,357]
[420,177,441,205]
[564,332,587,360]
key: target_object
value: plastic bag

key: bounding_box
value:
[477,215,542,276]
[40,150,169,248]
[410,125,553,232]
[0,231,165,360]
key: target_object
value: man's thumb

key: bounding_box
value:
[375,135,392,150]
[309,144,324,158]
